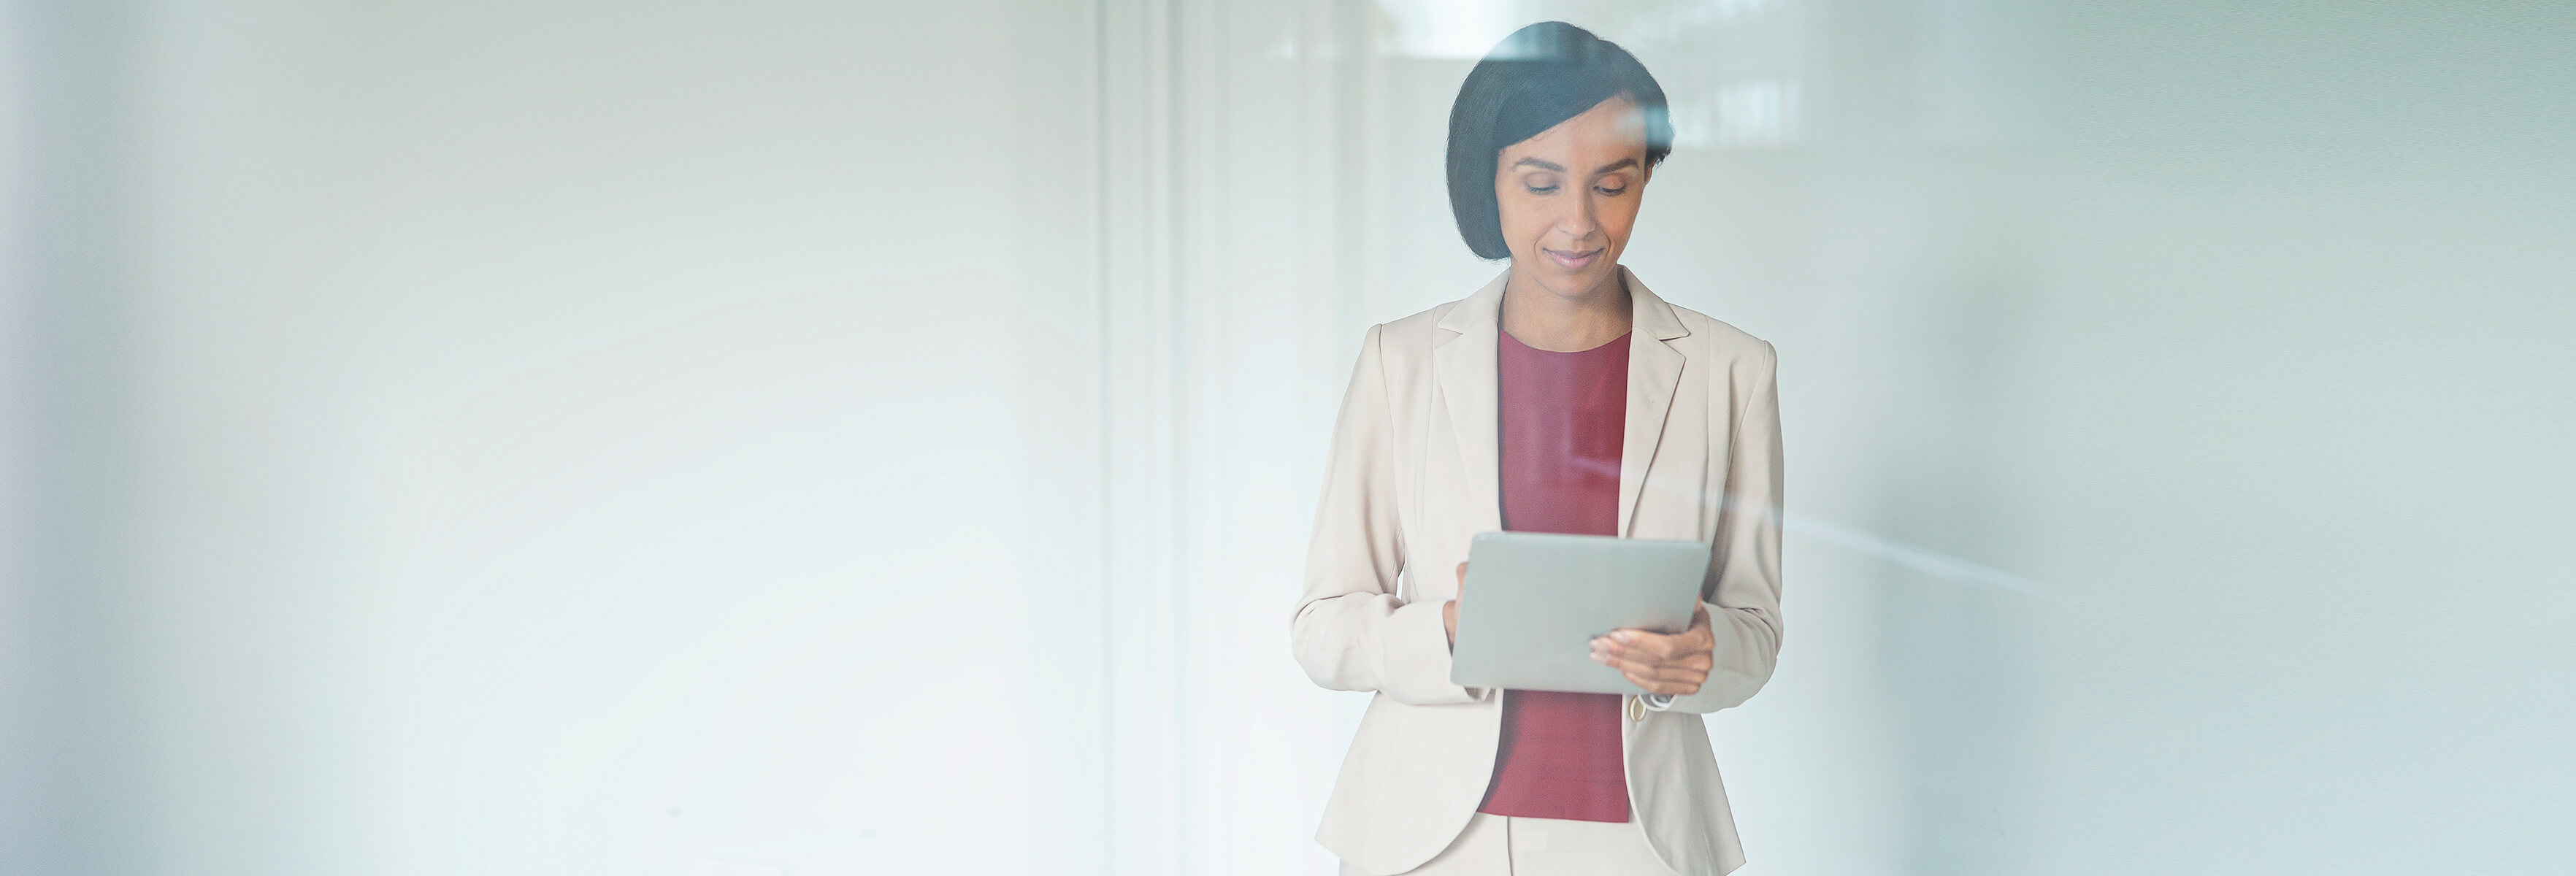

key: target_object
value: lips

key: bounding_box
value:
[1544,247,1603,271]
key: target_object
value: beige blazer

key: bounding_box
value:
[1292,267,1785,876]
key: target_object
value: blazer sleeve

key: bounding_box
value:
[1290,323,1492,707]
[1651,339,1785,714]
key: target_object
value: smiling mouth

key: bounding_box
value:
[1544,247,1603,270]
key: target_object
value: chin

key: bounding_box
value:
[1549,268,1617,298]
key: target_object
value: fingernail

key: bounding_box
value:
[1588,652,1608,664]
[1612,631,1634,642]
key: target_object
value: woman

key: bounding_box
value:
[1291,22,1785,876]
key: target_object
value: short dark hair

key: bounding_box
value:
[1445,22,1674,260]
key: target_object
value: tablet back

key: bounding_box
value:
[1447,531,1712,696]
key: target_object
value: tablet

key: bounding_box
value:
[1447,531,1712,696]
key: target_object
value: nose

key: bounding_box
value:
[1556,192,1601,245]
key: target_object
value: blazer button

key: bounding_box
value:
[1627,696,1647,723]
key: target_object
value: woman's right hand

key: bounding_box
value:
[1444,561,1466,645]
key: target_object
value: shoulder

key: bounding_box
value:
[1360,298,1466,370]
[1660,299,1777,374]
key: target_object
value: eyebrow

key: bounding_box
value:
[1510,156,1640,176]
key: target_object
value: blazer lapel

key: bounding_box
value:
[1435,272,1509,535]
[1440,269,1689,538]
[1618,268,1691,538]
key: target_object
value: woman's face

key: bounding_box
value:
[1493,96,1652,303]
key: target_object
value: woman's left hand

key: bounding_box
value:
[1590,604,1716,696]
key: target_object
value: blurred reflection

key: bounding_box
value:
[4,1,2570,875]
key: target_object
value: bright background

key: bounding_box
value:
[4,1,2571,875]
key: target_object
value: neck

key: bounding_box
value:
[1500,266,1633,352]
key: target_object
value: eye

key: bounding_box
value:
[1595,185,1628,196]
[1526,183,1560,195]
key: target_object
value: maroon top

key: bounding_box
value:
[1476,327,1633,823]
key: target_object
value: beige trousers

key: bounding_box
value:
[1339,812,1679,876]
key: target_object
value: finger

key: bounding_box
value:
[1590,648,1709,684]
[1607,657,1710,690]
[1607,651,1709,684]
[1621,666,1706,696]
[1592,640,1712,677]
[1609,629,1677,658]
[1618,661,1703,694]
[1590,635,1625,661]
[1592,635,1703,673]
[1607,629,1708,661]
[1647,628,1714,658]
[1622,668,1684,694]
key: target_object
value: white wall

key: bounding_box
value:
[6,1,2572,875]
[9,1,1109,873]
